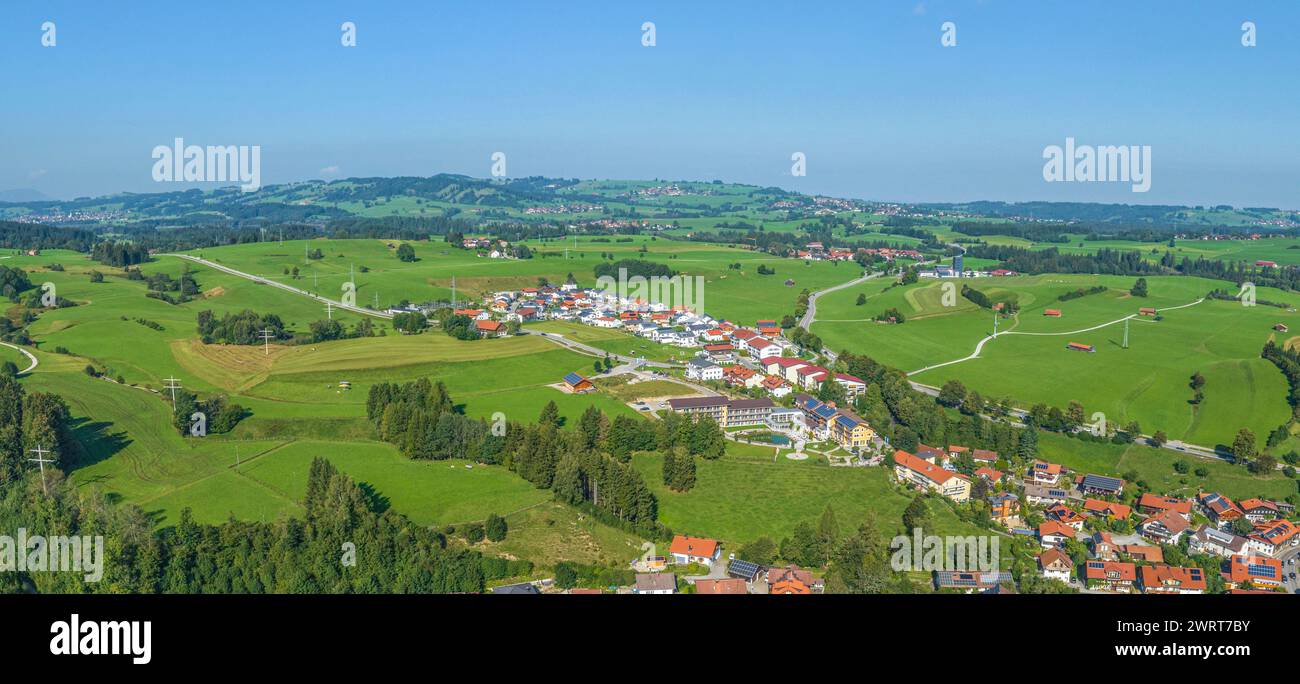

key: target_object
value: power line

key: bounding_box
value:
[258,329,276,356]
[28,444,54,496]
[163,376,182,411]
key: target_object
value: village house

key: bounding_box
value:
[1227,554,1284,589]
[1238,498,1281,523]
[1038,520,1076,549]
[1137,493,1192,519]
[1197,492,1244,528]
[987,492,1019,525]
[1082,498,1131,521]
[1029,460,1065,486]
[1045,504,1087,530]
[893,450,972,503]
[1138,508,1191,544]
[634,573,677,595]
[974,467,1006,485]
[1024,484,1074,507]
[1188,525,1249,558]
[1139,565,1206,595]
[669,535,721,567]
[1091,532,1118,561]
[1085,560,1137,593]
[694,578,748,594]
[1246,519,1300,557]
[933,570,1014,594]
[768,565,821,594]
[685,357,723,381]
[474,319,506,337]
[1078,474,1125,497]
[1038,548,1074,583]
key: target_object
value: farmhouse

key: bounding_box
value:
[562,372,594,394]
[1275,323,1289,333]
[474,319,506,337]
[669,535,721,567]
[1138,307,1157,316]
[1065,341,1095,353]
[1043,309,1062,317]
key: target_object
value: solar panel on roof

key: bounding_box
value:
[564,372,584,385]
[728,559,761,579]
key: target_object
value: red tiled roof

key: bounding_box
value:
[669,535,719,559]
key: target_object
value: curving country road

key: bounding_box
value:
[799,270,880,329]
[0,341,39,374]
[908,296,1206,376]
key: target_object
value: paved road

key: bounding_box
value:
[798,270,880,329]
[164,253,394,320]
[522,330,680,369]
[0,341,38,374]
[908,380,1232,463]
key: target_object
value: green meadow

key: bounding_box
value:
[179,236,859,325]
[813,273,1295,447]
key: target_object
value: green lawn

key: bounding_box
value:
[814,273,1295,448]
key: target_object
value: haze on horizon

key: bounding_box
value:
[2,1,1298,209]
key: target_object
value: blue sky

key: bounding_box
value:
[2,1,1297,207]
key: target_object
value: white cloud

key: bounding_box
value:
[319,165,340,175]
[28,169,48,180]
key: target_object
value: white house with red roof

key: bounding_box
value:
[669,535,722,567]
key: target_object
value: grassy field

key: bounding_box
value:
[526,320,685,363]
[813,273,1295,448]
[631,452,998,547]
[1036,433,1296,501]
[179,236,858,325]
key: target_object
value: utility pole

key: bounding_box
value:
[992,311,999,337]
[325,301,333,320]
[451,275,457,309]
[258,329,275,356]
[1123,318,1130,349]
[28,444,54,496]
[163,376,182,411]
